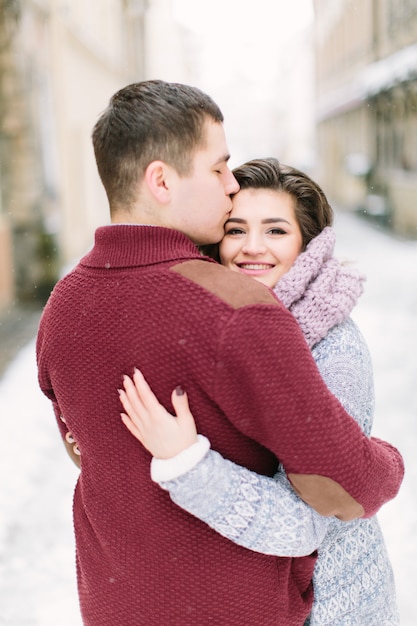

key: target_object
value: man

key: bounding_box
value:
[37,80,403,626]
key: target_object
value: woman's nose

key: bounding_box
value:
[242,236,267,255]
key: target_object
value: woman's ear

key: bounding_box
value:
[144,161,173,204]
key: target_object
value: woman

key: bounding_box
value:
[119,158,399,625]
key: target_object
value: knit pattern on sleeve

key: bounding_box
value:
[162,449,328,557]
[161,320,400,625]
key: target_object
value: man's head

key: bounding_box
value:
[92,81,238,242]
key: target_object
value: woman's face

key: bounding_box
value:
[219,188,303,289]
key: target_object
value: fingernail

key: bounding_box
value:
[117,388,123,396]
[175,385,184,396]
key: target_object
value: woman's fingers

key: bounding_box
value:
[122,374,147,416]
[171,388,198,443]
[132,367,165,414]
[119,369,198,459]
[118,386,146,432]
[120,412,145,443]
[118,389,146,441]
[171,388,197,425]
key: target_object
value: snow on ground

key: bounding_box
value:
[334,211,417,625]
[0,342,81,626]
[0,211,416,625]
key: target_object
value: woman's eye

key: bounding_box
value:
[268,228,286,235]
[225,228,245,235]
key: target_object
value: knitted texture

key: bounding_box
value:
[36,225,403,626]
[161,320,399,624]
[274,227,365,348]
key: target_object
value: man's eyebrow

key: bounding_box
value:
[214,153,231,165]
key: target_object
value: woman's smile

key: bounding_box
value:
[219,188,303,289]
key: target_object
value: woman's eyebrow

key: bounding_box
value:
[226,217,290,225]
[261,218,291,225]
[225,217,247,224]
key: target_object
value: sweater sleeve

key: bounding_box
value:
[212,305,403,518]
[159,450,329,556]
[152,321,370,556]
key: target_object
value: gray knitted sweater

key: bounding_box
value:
[150,226,399,626]
[154,318,399,625]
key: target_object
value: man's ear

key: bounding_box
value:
[144,161,173,204]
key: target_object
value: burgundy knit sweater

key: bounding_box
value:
[36,225,403,626]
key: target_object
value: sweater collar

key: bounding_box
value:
[81,225,203,268]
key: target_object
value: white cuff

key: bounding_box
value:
[150,435,210,483]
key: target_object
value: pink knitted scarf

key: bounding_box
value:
[274,227,365,348]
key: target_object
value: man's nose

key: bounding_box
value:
[225,170,240,195]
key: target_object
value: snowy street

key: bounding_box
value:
[0,210,416,625]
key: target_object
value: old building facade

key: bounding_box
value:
[313,0,417,238]
[0,0,190,310]
[0,0,148,307]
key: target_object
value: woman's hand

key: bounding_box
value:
[119,368,198,459]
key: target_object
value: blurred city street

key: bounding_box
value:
[0,210,416,626]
